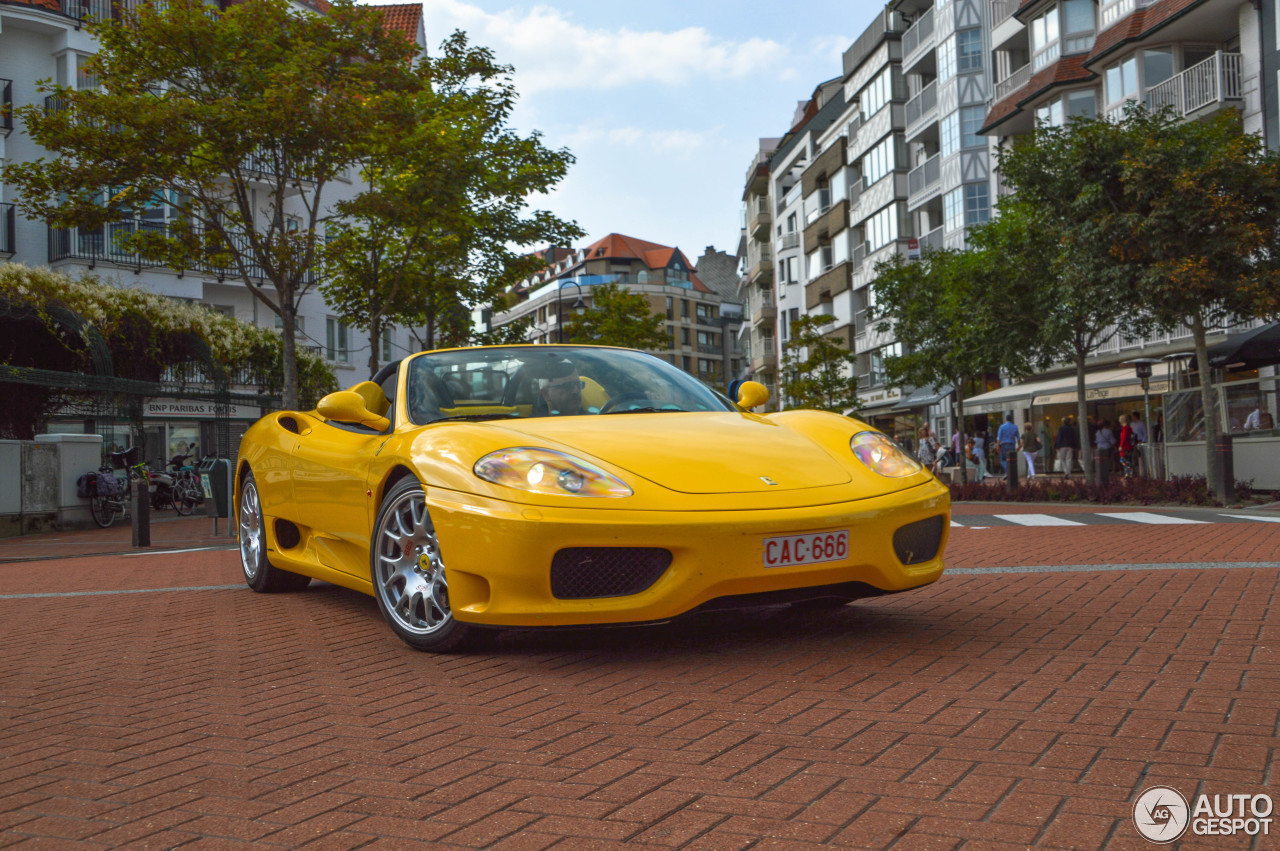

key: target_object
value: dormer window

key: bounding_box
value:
[1031,7,1060,70]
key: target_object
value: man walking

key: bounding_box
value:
[1054,416,1079,476]
[1019,422,1041,478]
[996,413,1019,477]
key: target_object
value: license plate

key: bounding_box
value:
[762,530,849,568]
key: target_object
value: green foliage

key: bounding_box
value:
[564,283,670,350]
[779,314,860,414]
[3,0,422,407]
[0,263,335,436]
[322,32,581,376]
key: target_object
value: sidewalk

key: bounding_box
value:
[0,511,237,563]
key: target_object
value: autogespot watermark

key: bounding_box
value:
[1133,785,1274,843]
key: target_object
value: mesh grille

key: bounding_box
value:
[550,548,673,599]
[892,515,945,565]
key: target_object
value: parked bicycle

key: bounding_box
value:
[167,447,205,515]
[78,447,149,528]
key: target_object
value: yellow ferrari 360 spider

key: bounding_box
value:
[235,345,950,652]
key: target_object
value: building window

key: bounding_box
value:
[862,135,897,187]
[1104,54,1139,112]
[682,327,691,346]
[382,330,393,362]
[1036,89,1098,126]
[326,317,350,363]
[860,66,893,120]
[1061,0,1095,53]
[274,315,305,334]
[941,112,960,157]
[666,296,673,319]
[938,36,957,83]
[965,184,990,227]
[1031,6,1061,70]
[944,187,964,233]
[866,204,900,253]
[957,29,982,73]
[1035,99,1064,126]
[681,300,690,318]
[960,106,985,148]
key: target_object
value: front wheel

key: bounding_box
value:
[370,478,493,653]
[174,479,198,515]
[90,495,115,528]
[239,470,310,593]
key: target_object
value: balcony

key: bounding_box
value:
[804,260,851,310]
[746,243,773,284]
[1099,0,1157,31]
[905,81,937,137]
[1145,52,1243,118]
[990,0,1019,30]
[851,241,868,272]
[752,303,777,327]
[751,342,778,374]
[747,196,771,238]
[61,0,114,21]
[919,225,945,254]
[0,204,15,257]
[804,187,833,226]
[1,79,12,137]
[901,7,935,68]
[994,64,1032,104]
[778,232,800,251]
[803,198,849,255]
[907,153,941,200]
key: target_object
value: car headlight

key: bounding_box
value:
[474,447,633,497]
[850,431,923,478]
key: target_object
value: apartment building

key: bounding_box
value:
[968,0,1267,437]
[491,234,744,388]
[0,0,424,456]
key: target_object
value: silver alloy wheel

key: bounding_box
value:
[374,488,451,635]
[239,479,264,581]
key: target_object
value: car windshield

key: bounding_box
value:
[405,346,737,424]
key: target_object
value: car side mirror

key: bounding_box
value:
[318,390,391,431]
[736,381,770,410]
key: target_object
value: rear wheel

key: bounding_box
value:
[239,470,310,593]
[371,478,493,652]
[89,495,115,528]
[173,479,198,515]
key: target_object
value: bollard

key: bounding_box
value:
[1094,448,1110,487]
[1004,448,1018,494]
[131,476,151,547]
[1212,434,1234,501]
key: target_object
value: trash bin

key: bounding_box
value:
[1212,434,1234,500]
[198,457,231,518]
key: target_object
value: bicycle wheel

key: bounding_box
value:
[174,480,198,515]
[90,495,116,528]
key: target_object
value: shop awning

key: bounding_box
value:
[886,384,953,413]
[962,368,1173,415]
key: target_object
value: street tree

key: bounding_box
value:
[996,113,1148,477]
[871,241,1042,483]
[322,32,581,376]
[779,314,860,415]
[4,0,420,408]
[563,283,669,350]
[1118,107,1280,497]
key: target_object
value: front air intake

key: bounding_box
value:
[892,515,945,565]
[550,548,673,599]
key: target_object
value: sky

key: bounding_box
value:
[366,0,888,262]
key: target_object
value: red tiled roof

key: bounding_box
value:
[1085,0,1205,65]
[375,3,421,41]
[2,0,63,12]
[980,55,1093,134]
[559,234,711,293]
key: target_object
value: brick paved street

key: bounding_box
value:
[0,507,1277,848]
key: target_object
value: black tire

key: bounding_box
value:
[370,478,494,652]
[151,484,174,512]
[90,495,115,528]
[239,470,311,593]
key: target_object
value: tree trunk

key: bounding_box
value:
[280,300,299,410]
[954,382,967,486]
[1075,350,1091,479]
[1192,314,1222,498]
[367,314,382,380]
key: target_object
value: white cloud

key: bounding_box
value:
[412,0,789,93]
[562,124,717,156]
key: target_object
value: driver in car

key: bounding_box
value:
[539,362,585,416]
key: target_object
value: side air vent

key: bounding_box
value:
[278,416,300,434]
[550,548,672,599]
[892,515,945,565]
[274,519,301,549]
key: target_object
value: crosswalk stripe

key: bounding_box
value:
[1219,513,1280,523]
[1095,512,1208,524]
[992,514,1086,527]
[950,520,965,527]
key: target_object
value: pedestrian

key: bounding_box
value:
[1095,417,1116,476]
[1130,411,1147,475]
[1118,414,1138,477]
[1054,416,1079,476]
[1019,421,1041,478]
[973,429,987,471]
[917,426,939,474]
[996,413,1020,474]
[964,438,987,482]
[1130,411,1147,443]
[950,427,967,463]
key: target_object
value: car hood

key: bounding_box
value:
[485,412,852,494]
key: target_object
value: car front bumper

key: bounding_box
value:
[428,479,950,627]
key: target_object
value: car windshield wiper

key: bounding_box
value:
[602,407,687,415]
[431,413,523,422]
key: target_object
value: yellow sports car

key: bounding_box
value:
[235,345,949,651]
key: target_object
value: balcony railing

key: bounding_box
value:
[905,81,937,133]
[0,204,15,257]
[804,187,833,225]
[919,225,945,253]
[1,79,12,137]
[847,180,863,211]
[61,0,114,21]
[901,7,935,65]
[990,0,1019,29]
[779,232,800,251]
[994,63,1032,103]
[907,153,941,198]
[1145,52,1243,118]
[1099,0,1156,30]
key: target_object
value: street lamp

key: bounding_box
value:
[1125,357,1161,477]
[556,280,587,344]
